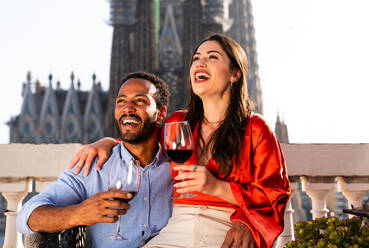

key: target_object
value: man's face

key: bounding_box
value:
[114,78,160,144]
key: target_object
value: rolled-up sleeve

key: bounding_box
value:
[16,170,87,234]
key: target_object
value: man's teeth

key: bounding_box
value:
[123,119,139,125]
[195,72,210,81]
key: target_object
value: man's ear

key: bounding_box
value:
[156,106,167,124]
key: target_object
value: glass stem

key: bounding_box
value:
[116,215,121,235]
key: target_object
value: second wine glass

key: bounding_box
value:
[105,158,141,241]
[164,121,195,198]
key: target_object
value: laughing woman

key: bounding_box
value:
[71,34,290,248]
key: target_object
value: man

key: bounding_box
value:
[17,71,253,248]
[17,71,172,247]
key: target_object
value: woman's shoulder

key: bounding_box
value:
[247,112,275,139]
[165,110,188,123]
[247,112,268,128]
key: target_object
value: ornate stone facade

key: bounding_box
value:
[7,72,107,144]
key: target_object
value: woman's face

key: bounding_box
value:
[190,40,238,100]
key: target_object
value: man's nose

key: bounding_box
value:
[122,101,136,113]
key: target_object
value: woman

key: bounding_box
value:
[71,34,290,248]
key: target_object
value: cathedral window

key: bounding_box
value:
[69,105,74,114]
[45,122,53,134]
[68,122,75,134]
[24,105,30,114]
[47,105,53,114]
[23,122,31,134]
[89,122,96,134]
[167,27,172,37]
[167,44,173,55]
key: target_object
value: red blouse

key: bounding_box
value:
[164,111,291,248]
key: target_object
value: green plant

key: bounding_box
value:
[286,217,369,248]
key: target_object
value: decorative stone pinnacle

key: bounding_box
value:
[26,71,31,82]
[48,73,53,83]
[70,71,75,82]
[92,73,96,83]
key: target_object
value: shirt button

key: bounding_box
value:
[144,197,147,201]
[143,224,147,228]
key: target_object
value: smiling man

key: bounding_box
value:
[17,71,173,248]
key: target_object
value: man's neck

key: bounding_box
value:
[122,129,159,167]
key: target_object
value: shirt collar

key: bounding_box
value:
[118,142,164,168]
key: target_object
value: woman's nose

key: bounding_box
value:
[194,58,206,68]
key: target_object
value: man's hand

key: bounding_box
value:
[221,221,256,248]
[71,191,132,226]
[28,191,132,233]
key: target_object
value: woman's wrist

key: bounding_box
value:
[215,180,238,205]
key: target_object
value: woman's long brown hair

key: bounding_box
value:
[185,34,254,178]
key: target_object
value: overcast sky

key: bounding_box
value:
[1,0,368,144]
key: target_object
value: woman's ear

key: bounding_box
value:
[156,106,167,124]
[230,70,242,83]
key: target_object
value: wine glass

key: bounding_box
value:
[105,158,141,241]
[164,121,195,198]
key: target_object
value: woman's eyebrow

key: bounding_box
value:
[194,50,224,57]
[206,50,222,55]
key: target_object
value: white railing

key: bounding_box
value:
[1,143,369,248]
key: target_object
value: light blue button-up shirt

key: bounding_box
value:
[17,143,173,248]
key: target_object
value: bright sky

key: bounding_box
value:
[0,0,368,144]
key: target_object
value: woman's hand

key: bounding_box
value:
[69,137,119,176]
[173,164,237,204]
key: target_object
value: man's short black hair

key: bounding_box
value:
[120,71,170,108]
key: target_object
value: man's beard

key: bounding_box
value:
[115,114,157,144]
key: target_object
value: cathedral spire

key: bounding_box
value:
[275,112,289,143]
[84,76,104,143]
[40,75,60,143]
[159,3,183,69]
[61,80,83,143]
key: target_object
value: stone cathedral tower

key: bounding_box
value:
[106,0,157,137]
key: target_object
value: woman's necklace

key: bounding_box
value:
[203,116,223,124]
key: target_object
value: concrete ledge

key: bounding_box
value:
[0,143,83,178]
[282,143,369,176]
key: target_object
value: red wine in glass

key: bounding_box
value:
[164,121,195,198]
[110,192,137,203]
[165,150,193,163]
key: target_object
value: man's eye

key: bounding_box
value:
[209,55,218,59]
[136,99,146,104]
[192,56,199,62]
[116,99,124,104]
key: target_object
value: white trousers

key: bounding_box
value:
[144,205,234,248]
